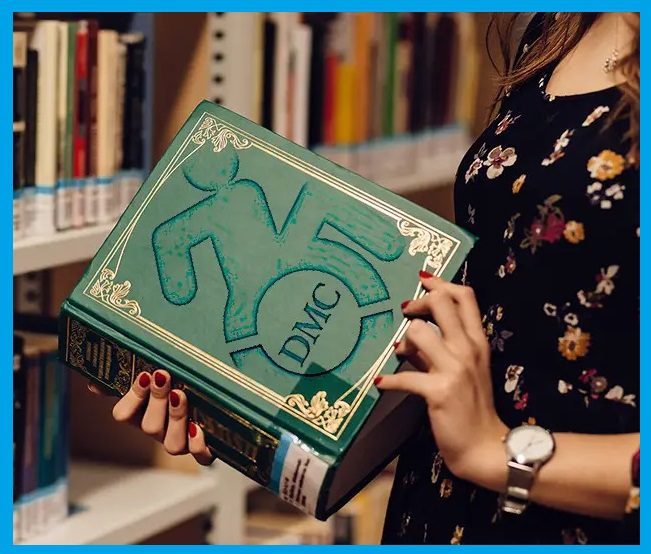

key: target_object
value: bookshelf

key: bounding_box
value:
[13,224,114,275]
[13,11,493,545]
[21,461,220,545]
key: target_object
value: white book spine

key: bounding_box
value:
[113,41,127,220]
[27,21,59,238]
[209,13,264,123]
[270,13,299,138]
[95,30,118,224]
[290,25,312,148]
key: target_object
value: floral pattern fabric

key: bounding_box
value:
[382,15,639,545]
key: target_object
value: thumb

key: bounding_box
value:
[375,371,434,399]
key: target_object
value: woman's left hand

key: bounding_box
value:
[376,272,508,488]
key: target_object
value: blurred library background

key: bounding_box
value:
[12,12,500,545]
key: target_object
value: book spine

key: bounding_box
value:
[27,21,58,238]
[13,336,25,542]
[113,41,127,220]
[36,350,59,533]
[55,22,71,231]
[20,349,41,540]
[85,20,99,225]
[72,21,88,228]
[261,17,276,130]
[382,13,397,137]
[290,24,311,148]
[13,32,27,242]
[24,48,38,222]
[59,308,334,519]
[120,33,146,212]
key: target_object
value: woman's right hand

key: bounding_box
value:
[88,369,215,465]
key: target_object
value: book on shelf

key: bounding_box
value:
[58,100,475,520]
[13,329,69,544]
[12,16,146,242]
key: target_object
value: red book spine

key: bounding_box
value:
[86,20,98,178]
[72,26,87,178]
[322,54,337,146]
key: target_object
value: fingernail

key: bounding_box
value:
[169,390,180,408]
[400,300,410,310]
[419,270,433,279]
[188,422,198,438]
[393,341,401,349]
[154,371,166,388]
[373,376,383,386]
[138,373,151,388]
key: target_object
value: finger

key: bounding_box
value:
[404,288,465,346]
[374,370,436,399]
[418,276,486,350]
[398,319,457,372]
[141,370,172,441]
[188,422,216,466]
[112,372,151,423]
[163,389,189,455]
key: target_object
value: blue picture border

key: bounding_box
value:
[3,1,645,550]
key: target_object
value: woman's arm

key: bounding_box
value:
[466,429,639,520]
[376,272,638,521]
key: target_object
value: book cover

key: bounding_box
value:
[59,101,475,519]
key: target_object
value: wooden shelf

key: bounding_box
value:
[21,461,220,545]
[13,224,115,275]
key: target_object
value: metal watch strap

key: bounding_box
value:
[500,461,537,515]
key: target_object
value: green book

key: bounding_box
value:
[58,101,474,520]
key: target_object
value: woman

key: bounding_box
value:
[90,12,640,544]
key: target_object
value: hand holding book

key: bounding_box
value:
[88,370,215,466]
[375,272,509,489]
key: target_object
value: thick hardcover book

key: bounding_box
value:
[59,101,474,519]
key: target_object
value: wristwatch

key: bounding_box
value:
[499,425,555,515]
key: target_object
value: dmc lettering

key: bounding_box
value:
[278,283,341,367]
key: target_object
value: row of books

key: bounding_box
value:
[13,17,146,241]
[211,12,479,149]
[13,330,69,543]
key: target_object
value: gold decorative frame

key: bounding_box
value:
[82,112,461,440]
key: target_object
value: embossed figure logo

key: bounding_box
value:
[152,141,404,376]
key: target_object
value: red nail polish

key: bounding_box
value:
[154,371,166,388]
[419,270,433,279]
[400,300,410,310]
[138,373,150,388]
[188,422,198,438]
[169,390,180,408]
[393,341,401,349]
[373,376,383,386]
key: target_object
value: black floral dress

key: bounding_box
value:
[382,18,640,545]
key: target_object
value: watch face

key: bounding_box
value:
[505,425,555,465]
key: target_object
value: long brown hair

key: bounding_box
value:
[488,13,640,161]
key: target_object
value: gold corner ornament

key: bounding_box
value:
[397,220,454,273]
[285,391,352,434]
[89,268,142,317]
[191,116,252,152]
